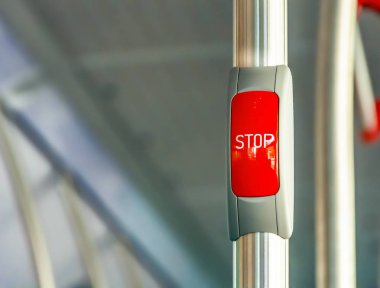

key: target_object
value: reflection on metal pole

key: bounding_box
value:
[59,176,108,288]
[233,0,288,287]
[0,113,55,288]
[315,0,357,287]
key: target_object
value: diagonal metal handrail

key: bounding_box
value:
[0,99,178,288]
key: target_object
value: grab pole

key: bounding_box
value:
[315,0,357,287]
[231,1,290,288]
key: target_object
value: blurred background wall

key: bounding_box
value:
[0,0,378,287]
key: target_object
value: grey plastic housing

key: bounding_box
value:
[227,66,294,241]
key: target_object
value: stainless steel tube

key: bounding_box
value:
[0,113,55,288]
[315,0,357,287]
[234,0,287,68]
[59,176,108,288]
[233,0,288,287]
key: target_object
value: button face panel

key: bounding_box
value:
[230,91,279,197]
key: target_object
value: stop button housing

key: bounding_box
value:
[227,66,294,240]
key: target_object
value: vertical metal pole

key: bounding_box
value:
[0,113,55,288]
[315,0,357,287]
[233,0,288,287]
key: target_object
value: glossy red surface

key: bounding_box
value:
[230,91,279,197]
[358,0,380,13]
[361,99,380,143]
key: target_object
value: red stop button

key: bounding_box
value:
[230,91,279,197]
